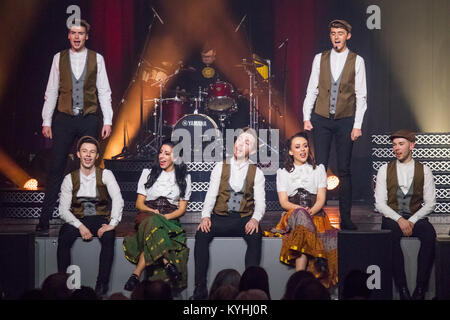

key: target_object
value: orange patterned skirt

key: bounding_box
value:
[265,207,338,288]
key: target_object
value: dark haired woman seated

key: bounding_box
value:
[123,141,191,292]
[265,132,338,288]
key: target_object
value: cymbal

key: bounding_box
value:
[235,61,258,74]
[152,66,169,73]
[235,62,265,68]
[253,61,266,67]
[164,89,193,97]
[161,61,173,68]
[177,66,197,72]
[235,60,255,68]
[141,59,169,73]
[252,53,268,67]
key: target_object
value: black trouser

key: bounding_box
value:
[194,213,262,286]
[57,216,115,285]
[381,216,436,290]
[39,112,99,226]
[310,112,354,221]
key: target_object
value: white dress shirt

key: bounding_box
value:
[276,163,327,196]
[375,159,436,224]
[201,158,266,222]
[58,169,124,229]
[137,168,192,205]
[42,48,113,127]
[302,47,367,129]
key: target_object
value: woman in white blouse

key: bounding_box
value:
[267,132,338,288]
[123,141,192,292]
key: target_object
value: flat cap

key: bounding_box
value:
[389,129,416,143]
[77,135,100,151]
[329,19,352,33]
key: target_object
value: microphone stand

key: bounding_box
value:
[281,40,288,140]
[235,13,257,130]
[137,6,165,152]
[112,121,129,159]
[139,11,157,144]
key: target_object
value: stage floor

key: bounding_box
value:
[1,204,449,237]
[1,203,448,300]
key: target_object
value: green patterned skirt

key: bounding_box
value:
[123,212,189,289]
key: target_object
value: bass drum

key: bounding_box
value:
[171,114,222,159]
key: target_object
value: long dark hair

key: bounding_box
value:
[144,141,188,198]
[283,132,316,173]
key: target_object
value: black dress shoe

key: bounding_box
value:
[314,257,329,273]
[35,223,50,235]
[189,284,208,300]
[340,220,357,230]
[412,286,426,300]
[399,286,411,300]
[95,281,109,297]
[164,263,181,282]
[124,274,140,292]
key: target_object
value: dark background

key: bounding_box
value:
[0,0,448,204]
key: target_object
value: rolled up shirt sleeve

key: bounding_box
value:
[42,53,60,127]
[102,169,124,227]
[58,174,83,229]
[251,168,266,222]
[96,53,113,126]
[302,53,321,122]
[353,56,367,129]
[183,174,192,201]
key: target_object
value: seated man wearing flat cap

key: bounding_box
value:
[375,129,436,300]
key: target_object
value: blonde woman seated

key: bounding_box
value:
[123,141,191,292]
[266,132,338,288]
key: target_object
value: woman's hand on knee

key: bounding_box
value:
[198,217,211,233]
[98,224,115,238]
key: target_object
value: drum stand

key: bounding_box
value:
[267,59,273,129]
[131,7,165,159]
[137,68,182,158]
[192,86,207,114]
[240,58,261,131]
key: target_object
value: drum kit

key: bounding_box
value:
[122,53,275,160]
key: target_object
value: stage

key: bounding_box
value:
[0,0,449,303]
[1,204,449,300]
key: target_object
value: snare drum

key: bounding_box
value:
[207,81,237,112]
[162,96,189,127]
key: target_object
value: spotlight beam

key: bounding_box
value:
[0,148,31,188]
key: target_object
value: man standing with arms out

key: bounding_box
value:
[37,20,113,233]
[57,136,123,297]
[190,128,266,300]
[375,130,436,300]
[303,20,367,230]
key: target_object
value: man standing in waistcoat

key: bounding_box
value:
[190,128,266,300]
[303,20,367,230]
[57,136,123,297]
[36,20,113,234]
[375,129,436,300]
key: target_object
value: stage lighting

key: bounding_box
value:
[327,175,339,191]
[23,179,38,190]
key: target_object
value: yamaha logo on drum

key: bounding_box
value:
[182,120,208,127]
